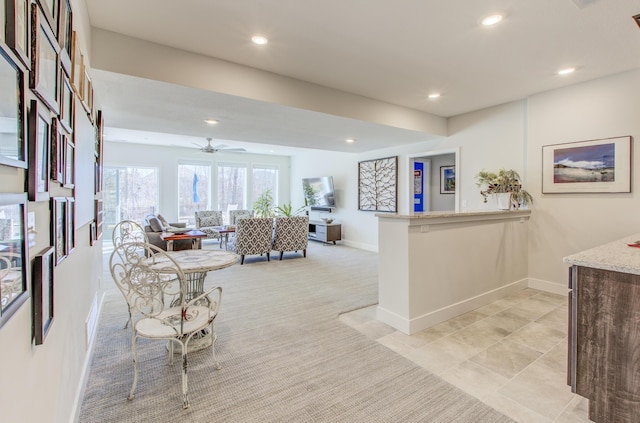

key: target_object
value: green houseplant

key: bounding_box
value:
[253,189,275,217]
[274,202,306,217]
[475,169,533,209]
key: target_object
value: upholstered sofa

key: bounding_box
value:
[194,210,223,242]
[143,214,191,251]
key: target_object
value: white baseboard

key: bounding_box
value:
[69,290,106,423]
[341,239,378,252]
[378,278,529,335]
[527,278,568,295]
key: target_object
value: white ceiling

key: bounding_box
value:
[85,0,640,154]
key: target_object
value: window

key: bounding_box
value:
[103,166,159,239]
[252,165,279,205]
[178,162,211,225]
[217,163,247,212]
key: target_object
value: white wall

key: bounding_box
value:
[0,1,103,422]
[526,69,640,289]
[105,142,291,223]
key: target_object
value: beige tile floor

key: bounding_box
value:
[339,288,593,423]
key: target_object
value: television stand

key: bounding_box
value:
[308,221,341,245]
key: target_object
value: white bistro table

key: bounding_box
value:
[149,249,238,351]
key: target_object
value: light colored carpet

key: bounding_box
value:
[80,242,513,422]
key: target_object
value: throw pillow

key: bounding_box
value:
[157,214,169,227]
[148,217,164,232]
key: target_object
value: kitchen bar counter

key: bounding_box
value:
[563,233,640,275]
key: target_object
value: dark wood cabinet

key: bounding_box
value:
[568,265,640,423]
[308,221,341,244]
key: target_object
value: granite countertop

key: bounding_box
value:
[563,233,640,275]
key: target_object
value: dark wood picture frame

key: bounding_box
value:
[30,2,60,115]
[51,196,67,265]
[80,57,91,116]
[59,72,74,133]
[66,197,75,254]
[57,0,72,75]
[63,137,74,188]
[0,193,29,329]
[5,0,31,69]
[35,0,59,35]
[94,199,103,241]
[89,220,97,246]
[0,46,27,168]
[50,118,64,183]
[27,99,51,202]
[32,246,54,345]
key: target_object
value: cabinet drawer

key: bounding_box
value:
[316,226,327,235]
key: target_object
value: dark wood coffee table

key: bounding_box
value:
[212,226,236,249]
[161,230,207,251]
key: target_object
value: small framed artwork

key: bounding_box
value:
[440,165,455,194]
[89,221,97,246]
[0,193,29,329]
[49,118,64,183]
[94,199,103,241]
[358,156,398,212]
[0,47,27,169]
[51,197,67,265]
[542,136,632,194]
[32,246,54,345]
[80,60,92,116]
[63,138,74,188]
[30,3,60,115]
[66,197,75,254]
[35,0,59,35]
[95,109,104,158]
[57,0,72,75]
[59,72,74,133]
[70,31,81,95]
[5,0,31,69]
[27,100,51,202]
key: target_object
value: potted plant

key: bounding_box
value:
[475,169,533,209]
[274,202,305,217]
[253,189,275,217]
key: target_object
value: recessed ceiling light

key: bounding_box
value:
[557,67,576,75]
[482,14,503,26]
[251,35,268,45]
[428,93,441,99]
[345,138,356,143]
[204,119,219,125]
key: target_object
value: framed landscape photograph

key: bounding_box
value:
[30,3,60,115]
[440,165,455,194]
[27,100,50,202]
[51,197,67,264]
[0,47,27,169]
[542,136,632,194]
[32,246,54,345]
[0,193,29,329]
[5,0,31,69]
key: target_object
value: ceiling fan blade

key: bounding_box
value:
[223,148,246,152]
[212,144,228,149]
[192,142,204,148]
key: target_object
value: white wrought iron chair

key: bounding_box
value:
[109,242,223,409]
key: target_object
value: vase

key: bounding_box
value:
[494,192,512,210]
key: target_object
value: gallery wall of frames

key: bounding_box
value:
[0,0,104,344]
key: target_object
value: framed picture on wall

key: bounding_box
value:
[0,193,29,329]
[66,197,75,254]
[358,156,398,212]
[57,0,72,74]
[27,100,51,202]
[542,136,632,194]
[5,0,31,69]
[30,3,60,115]
[440,165,455,194]
[32,246,54,345]
[51,197,67,265]
[50,118,64,183]
[0,47,27,169]
[59,72,74,133]
[63,138,74,188]
[35,0,59,34]
[70,31,81,95]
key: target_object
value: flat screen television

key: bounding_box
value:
[302,176,336,208]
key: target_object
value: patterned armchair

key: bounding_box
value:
[226,217,274,264]
[272,216,309,260]
[228,209,253,226]
[194,210,223,241]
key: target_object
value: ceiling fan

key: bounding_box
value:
[194,138,246,154]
